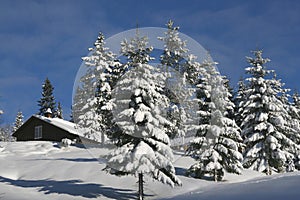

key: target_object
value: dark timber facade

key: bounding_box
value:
[13,115,81,142]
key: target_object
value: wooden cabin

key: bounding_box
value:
[12,114,95,144]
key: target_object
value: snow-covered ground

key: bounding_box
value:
[0,141,299,200]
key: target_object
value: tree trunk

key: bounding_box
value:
[214,169,217,182]
[138,173,144,200]
[266,159,271,175]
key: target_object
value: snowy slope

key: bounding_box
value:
[163,172,300,200]
[0,141,299,200]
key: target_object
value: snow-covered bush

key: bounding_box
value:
[0,125,15,142]
[60,138,73,148]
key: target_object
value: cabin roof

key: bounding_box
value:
[32,115,89,138]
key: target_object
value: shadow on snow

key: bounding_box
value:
[51,158,99,163]
[32,157,101,163]
[175,167,187,176]
[0,176,137,199]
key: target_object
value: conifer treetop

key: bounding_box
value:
[37,77,56,116]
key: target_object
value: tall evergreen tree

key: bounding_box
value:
[186,60,213,156]
[158,20,190,139]
[105,31,181,200]
[54,102,63,119]
[223,76,235,120]
[238,50,299,174]
[69,106,74,123]
[159,20,188,72]
[37,78,56,116]
[13,111,24,132]
[73,33,106,122]
[289,92,300,170]
[0,125,13,142]
[290,92,300,145]
[77,32,120,143]
[72,86,85,122]
[234,77,246,127]
[187,60,243,181]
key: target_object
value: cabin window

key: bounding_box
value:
[34,125,42,139]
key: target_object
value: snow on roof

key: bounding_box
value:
[45,108,52,114]
[33,115,89,139]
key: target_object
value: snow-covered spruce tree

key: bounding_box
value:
[239,50,299,174]
[269,76,299,172]
[72,86,85,122]
[54,102,63,119]
[0,125,13,142]
[101,59,129,145]
[292,92,300,170]
[94,58,124,143]
[234,77,246,127]
[290,92,300,145]
[77,32,119,143]
[105,32,181,199]
[74,71,96,136]
[0,110,14,142]
[187,60,243,181]
[288,92,300,170]
[158,20,190,139]
[37,77,56,116]
[186,60,212,156]
[159,20,188,73]
[13,111,24,132]
[108,28,155,146]
[69,106,74,122]
[223,76,235,120]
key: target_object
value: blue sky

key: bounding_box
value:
[0,0,300,124]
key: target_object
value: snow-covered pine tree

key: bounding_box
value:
[73,72,95,130]
[105,31,181,199]
[290,92,300,145]
[223,76,235,120]
[13,111,24,132]
[77,32,119,143]
[292,92,300,110]
[287,92,300,170]
[279,90,300,172]
[72,86,85,122]
[234,77,246,127]
[240,50,299,174]
[0,125,13,142]
[187,60,243,181]
[158,20,190,139]
[101,59,128,145]
[54,102,63,119]
[280,89,300,141]
[0,109,14,142]
[69,106,74,122]
[37,78,56,116]
[159,20,188,73]
[186,61,211,156]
